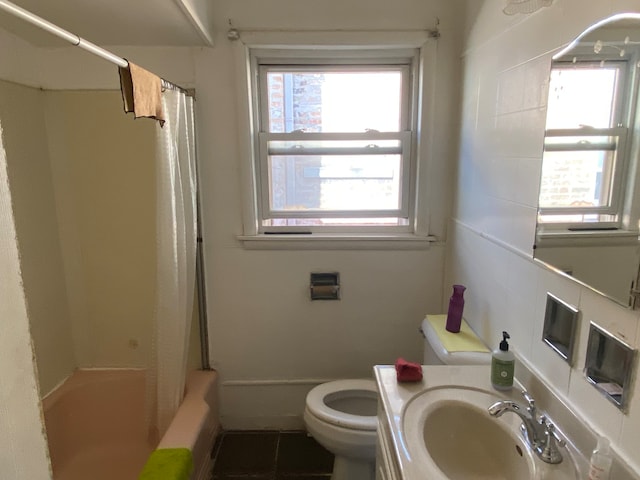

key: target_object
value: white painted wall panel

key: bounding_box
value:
[0,106,51,479]
[0,80,76,396]
[194,0,465,427]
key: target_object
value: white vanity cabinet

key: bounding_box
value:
[375,402,400,480]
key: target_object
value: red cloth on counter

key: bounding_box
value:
[395,357,423,382]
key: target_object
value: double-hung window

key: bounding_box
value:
[249,49,418,235]
[539,60,631,228]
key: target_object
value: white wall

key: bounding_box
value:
[0,80,76,396]
[193,0,465,428]
[0,96,52,479]
[0,28,40,87]
[44,91,157,370]
[450,0,640,472]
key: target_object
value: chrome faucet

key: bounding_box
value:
[488,390,565,464]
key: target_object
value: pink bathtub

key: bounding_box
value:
[43,369,219,480]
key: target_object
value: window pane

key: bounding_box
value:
[539,149,615,208]
[546,66,619,129]
[268,154,402,212]
[266,70,403,133]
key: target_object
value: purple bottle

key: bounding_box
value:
[445,284,466,333]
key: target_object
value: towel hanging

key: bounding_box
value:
[119,61,166,126]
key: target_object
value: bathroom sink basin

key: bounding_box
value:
[401,387,578,480]
[423,399,533,479]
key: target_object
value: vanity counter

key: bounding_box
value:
[373,364,598,480]
[374,364,524,480]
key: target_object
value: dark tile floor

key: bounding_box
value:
[211,430,334,479]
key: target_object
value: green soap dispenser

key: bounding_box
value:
[491,331,515,391]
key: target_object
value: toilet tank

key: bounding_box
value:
[420,316,491,365]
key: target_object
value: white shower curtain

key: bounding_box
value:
[148,89,198,439]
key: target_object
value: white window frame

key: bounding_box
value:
[539,59,634,231]
[540,127,628,225]
[253,50,417,234]
[257,130,413,226]
[233,34,437,248]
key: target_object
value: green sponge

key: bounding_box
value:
[139,448,193,480]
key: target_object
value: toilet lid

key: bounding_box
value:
[306,379,378,431]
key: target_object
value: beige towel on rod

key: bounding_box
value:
[119,61,166,126]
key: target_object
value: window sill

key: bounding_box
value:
[535,229,639,248]
[237,233,439,250]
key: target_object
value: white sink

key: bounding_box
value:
[401,386,579,480]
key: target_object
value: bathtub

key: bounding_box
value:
[43,369,219,480]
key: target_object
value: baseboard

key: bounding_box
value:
[220,414,305,431]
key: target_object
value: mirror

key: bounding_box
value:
[534,14,640,308]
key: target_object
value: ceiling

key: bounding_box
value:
[0,0,214,47]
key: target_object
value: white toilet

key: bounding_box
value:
[303,315,491,480]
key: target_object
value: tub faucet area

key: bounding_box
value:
[488,390,565,464]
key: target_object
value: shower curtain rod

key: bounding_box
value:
[0,0,188,93]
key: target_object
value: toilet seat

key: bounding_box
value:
[305,379,377,431]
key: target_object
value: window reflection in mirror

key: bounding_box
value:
[534,14,640,308]
[541,63,625,225]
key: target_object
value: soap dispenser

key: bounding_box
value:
[491,331,515,391]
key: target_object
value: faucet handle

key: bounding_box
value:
[537,421,565,464]
[521,390,535,405]
[521,390,537,415]
[545,421,566,447]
